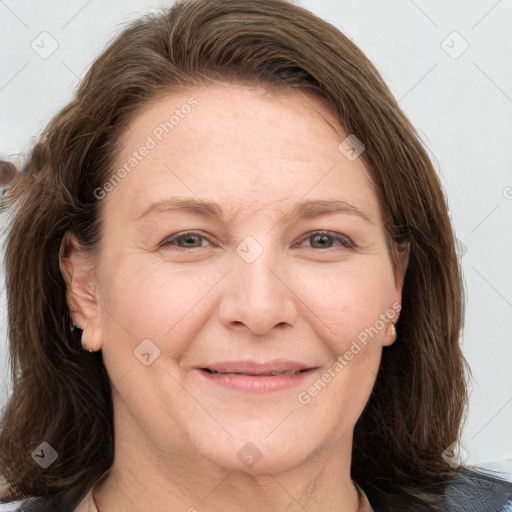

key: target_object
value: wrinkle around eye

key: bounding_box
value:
[294,231,354,250]
[159,231,216,250]
[155,231,382,260]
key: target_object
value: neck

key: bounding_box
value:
[93,396,361,512]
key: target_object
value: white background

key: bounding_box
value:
[0,0,511,495]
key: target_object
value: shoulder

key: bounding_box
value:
[444,469,512,512]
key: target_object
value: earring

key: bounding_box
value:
[70,317,79,332]
[391,324,397,340]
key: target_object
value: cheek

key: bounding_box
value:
[98,256,226,367]
[293,260,392,428]
[292,258,395,355]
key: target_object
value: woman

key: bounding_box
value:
[0,0,511,511]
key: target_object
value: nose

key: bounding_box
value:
[217,246,299,336]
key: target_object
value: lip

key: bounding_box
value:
[195,359,319,393]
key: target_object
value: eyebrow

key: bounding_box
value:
[136,197,374,225]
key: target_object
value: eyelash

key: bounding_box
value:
[159,230,354,251]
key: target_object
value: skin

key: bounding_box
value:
[61,83,407,512]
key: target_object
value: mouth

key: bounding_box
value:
[195,360,319,393]
[201,368,311,376]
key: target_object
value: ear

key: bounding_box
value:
[59,231,103,351]
[382,244,409,347]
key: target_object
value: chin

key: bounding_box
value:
[192,431,315,475]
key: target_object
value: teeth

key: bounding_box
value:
[205,369,301,376]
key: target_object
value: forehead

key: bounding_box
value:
[104,83,381,226]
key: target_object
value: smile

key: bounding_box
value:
[196,361,319,393]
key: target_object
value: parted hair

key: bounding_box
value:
[0,0,467,510]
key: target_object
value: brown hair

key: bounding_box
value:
[0,0,467,510]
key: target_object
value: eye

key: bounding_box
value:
[159,230,353,251]
[293,230,353,250]
[159,231,215,250]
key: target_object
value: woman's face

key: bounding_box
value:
[70,83,405,474]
